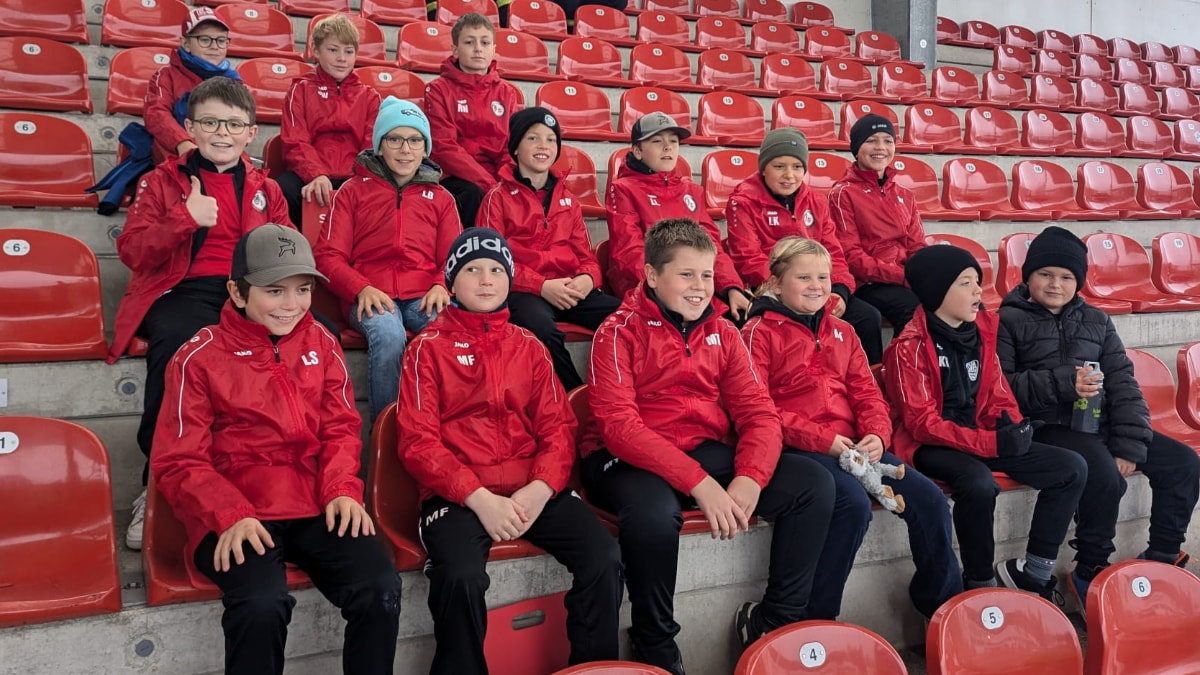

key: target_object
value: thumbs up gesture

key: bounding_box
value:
[186,176,219,228]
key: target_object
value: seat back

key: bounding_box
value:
[749,21,800,54]
[1035,49,1074,78]
[1001,24,1038,50]
[903,103,966,148]
[928,587,1083,675]
[993,45,1033,75]
[701,149,758,210]
[1151,231,1200,297]
[356,66,427,105]
[935,16,959,44]
[1142,40,1173,63]
[1136,161,1197,211]
[574,5,631,42]
[838,99,898,141]
[107,46,173,115]
[1076,111,1128,154]
[508,0,567,37]
[305,14,387,65]
[888,157,943,212]
[854,30,903,63]
[397,22,453,71]
[483,593,572,675]
[695,0,739,18]
[554,145,604,211]
[964,105,1020,149]
[1076,76,1119,112]
[495,28,553,76]
[1029,73,1075,110]
[1108,36,1142,60]
[0,0,89,43]
[820,58,874,98]
[1124,348,1193,435]
[1161,86,1199,119]
[635,11,691,46]
[617,86,691,136]
[641,0,689,13]
[804,27,851,60]
[0,36,91,113]
[436,0,500,25]
[1118,82,1160,116]
[360,0,427,26]
[1075,33,1107,56]
[696,91,765,142]
[213,3,298,59]
[101,0,190,48]
[1180,120,1200,159]
[557,37,624,82]
[1011,159,1077,212]
[696,49,756,90]
[771,95,836,140]
[281,0,350,17]
[735,620,907,674]
[1077,160,1141,211]
[960,19,1000,47]
[1175,44,1200,66]
[537,81,615,136]
[742,0,786,22]
[982,69,1029,108]
[806,152,850,194]
[629,43,693,87]
[931,65,980,104]
[1038,29,1073,53]
[1126,115,1173,157]
[237,58,313,124]
[942,157,1011,211]
[0,416,121,627]
[1074,52,1112,80]
[1021,108,1075,153]
[996,232,1037,296]
[1152,62,1186,88]
[759,54,815,93]
[878,61,930,102]
[1083,232,1153,298]
[791,1,837,28]
[695,17,745,51]
[0,112,96,207]
[1177,341,1200,428]
[365,403,428,571]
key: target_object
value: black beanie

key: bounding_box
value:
[849,114,897,157]
[444,227,515,290]
[1022,225,1088,287]
[905,244,984,313]
[507,106,562,160]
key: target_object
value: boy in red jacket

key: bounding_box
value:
[827,115,925,334]
[727,128,884,362]
[143,7,239,163]
[278,14,381,229]
[582,218,834,674]
[425,13,523,226]
[604,112,749,315]
[110,77,291,551]
[742,236,959,621]
[399,227,622,675]
[152,224,400,675]
[883,244,1086,598]
[479,107,619,391]
[314,97,460,422]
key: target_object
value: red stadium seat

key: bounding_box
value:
[791,2,848,32]
[360,0,427,27]
[0,113,96,208]
[889,156,978,221]
[1084,560,1200,675]
[1122,351,1200,443]
[508,0,568,37]
[0,36,91,114]
[436,0,500,25]
[304,14,389,66]
[1001,24,1038,50]
[280,0,349,17]
[981,69,1031,109]
[0,0,89,43]
[1011,159,1117,220]
[628,44,707,92]
[903,103,976,153]
[931,66,980,105]
[101,0,190,48]
[959,20,1001,48]
[536,81,623,142]
[993,45,1034,76]
[924,233,1002,307]
[1077,160,1168,220]
[1152,62,1186,89]
[553,663,674,674]
[397,22,453,72]
[1076,77,1120,115]
[1143,41,1173,63]
[1124,115,1173,158]
[1108,36,1141,60]
[237,58,313,125]
[1158,86,1199,120]
[819,58,878,100]
[1075,111,1129,156]
[106,46,172,116]
[1137,161,1200,215]
[697,49,761,94]
[1113,57,1152,85]
[356,66,426,103]
[1075,33,1107,56]
[963,105,1025,154]
[1029,73,1078,111]
[701,149,757,215]
[735,620,906,675]
[495,28,560,81]
[806,152,850,193]
[805,27,852,61]
[854,30,914,66]
[1152,232,1200,298]
[935,17,959,45]
[617,87,696,141]
[694,0,740,19]
[214,3,299,59]
[1174,44,1200,67]
[1038,29,1074,54]
[1073,52,1110,82]
[557,37,626,87]
[574,5,634,46]
[749,21,800,55]
[1084,233,1200,312]
[694,17,747,51]
[642,0,691,16]
[878,61,936,104]
[635,11,692,49]
[1177,341,1200,429]
[696,91,765,146]
[760,54,816,94]
[770,96,840,149]
[1021,108,1076,155]
[1175,120,1200,161]
[942,157,1053,220]
[1034,49,1074,79]
[927,587,1083,675]
[996,232,1035,297]
[484,594,572,675]
[0,229,107,361]
[0,417,121,627]
[1187,65,1200,91]
[554,145,606,217]
[742,0,787,22]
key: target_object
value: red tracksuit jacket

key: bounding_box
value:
[281,67,381,183]
[725,175,855,290]
[583,284,783,494]
[143,52,203,162]
[152,303,362,585]
[314,153,461,310]
[604,158,744,299]
[424,58,522,188]
[882,309,1023,463]
[827,165,926,287]
[398,305,576,505]
[109,153,291,361]
[479,165,602,294]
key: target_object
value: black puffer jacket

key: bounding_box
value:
[996,285,1152,463]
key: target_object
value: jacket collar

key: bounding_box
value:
[844,163,895,189]
[354,150,444,190]
[439,56,502,85]
[629,283,718,334]
[218,300,315,346]
[747,294,825,331]
[438,304,511,333]
[1000,284,1086,317]
[308,65,359,90]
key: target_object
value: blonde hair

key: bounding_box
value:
[311,14,360,50]
[758,236,832,296]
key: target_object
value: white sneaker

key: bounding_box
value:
[126,489,147,550]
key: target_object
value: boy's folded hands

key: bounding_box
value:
[692,476,752,541]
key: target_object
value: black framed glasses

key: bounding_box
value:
[382,135,426,150]
[190,117,251,135]
[187,35,230,48]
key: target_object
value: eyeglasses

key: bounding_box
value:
[190,117,251,135]
[187,35,230,48]
[382,135,426,150]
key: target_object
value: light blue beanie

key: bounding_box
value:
[372,96,432,154]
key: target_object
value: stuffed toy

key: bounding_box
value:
[838,448,906,513]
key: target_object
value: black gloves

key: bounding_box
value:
[995,411,1040,458]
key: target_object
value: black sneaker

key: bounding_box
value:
[734,601,763,652]
[995,558,1061,605]
[629,629,685,675]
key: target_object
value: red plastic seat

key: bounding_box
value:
[360,0,427,27]
[935,17,959,45]
[1152,231,1200,299]
[924,233,1002,307]
[878,61,935,104]
[556,37,626,87]
[397,22,453,72]
[554,145,607,218]
[927,587,1083,675]
[741,0,786,22]
[993,45,1034,76]
[1136,161,1200,215]
[0,36,91,114]
[760,54,816,94]
[495,28,560,81]
[635,11,692,48]
[1073,52,1111,81]
[749,21,800,54]
[1084,559,1200,675]
[553,662,673,674]
[1159,86,1199,122]
[697,49,760,94]
[804,27,852,61]
[955,19,999,47]
[1122,350,1200,444]
[0,0,89,43]
[617,87,700,142]
[903,103,976,153]
[280,0,349,17]
[694,0,739,18]
[1108,36,1141,60]
[106,46,172,116]
[1077,160,1168,220]
[770,96,839,149]
[1177,341,1200,429]
[701,149,757,215]
[1075,111,1128,156]
[1141,41,1172,63]
[819,58,878,100]
[942,157,1052,221]
[536,81,622,142]
[1075,33,1107,56]
[214,3,299,59]
[889,156,977,221]
[303,13,389,66]
[1124,115,1173,158]
[1034,49,1074,79]
[356,66,426,104]
[1174,44,1200,67]
[1084,232,1200,312]
[484,593,572,675]
[1029,73,1077,111]
[0,417,120,627]
[641,0,691,16]
[930,65,980,105]
[435,0,499,25]
[696,91,765,146]
[1076,76,1119,113]
[1187,65,1200,91]
[694,17,746,51]
[806,152,850,194]
[1001,24,1038,50]
[996,232,1035,297]
[981,69,1031,109]
[791,2,848,32]
[853,30,911,65]
[508,0,567,37]
[0,229,107,361]
[1021,108,1076,154]
[237,58,313,125]
[735,620,906,674]
[1034,28,1071,52]
[101,0,190,48]
[574,5,633,46]
[1113,57,1152,85]
[963,105,1024,154]
[1151,62,1186,89]
[629,44,707,92]
[1011,159,1115,220]
[1174,120,1200,161]
[0,113,96,208]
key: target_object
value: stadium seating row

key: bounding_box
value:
[937,17,1200,66]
